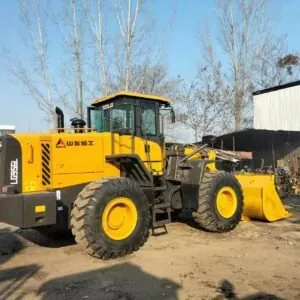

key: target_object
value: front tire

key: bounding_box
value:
[193,171,243,232]
[71,177,150,259]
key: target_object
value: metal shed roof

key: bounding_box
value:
[253,80,300,96]
[212,129,300,151]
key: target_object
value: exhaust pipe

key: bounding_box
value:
[55,106,64,133]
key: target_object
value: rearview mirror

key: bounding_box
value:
[171,108,176,123]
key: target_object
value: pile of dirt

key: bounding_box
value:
[0,226,28,257]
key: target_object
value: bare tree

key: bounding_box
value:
[199,0,290,131]
[113,0,142,91]
[55,0,87,119]
[4,0,179,130]
[4,0,56,126]
[4,0,88,124]
[83,0,109,96]
[71,0,84,119]
[175,69,232,142]
[84,0,175,98]
[119,63,178,96]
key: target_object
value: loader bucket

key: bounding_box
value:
[234,174,291,222]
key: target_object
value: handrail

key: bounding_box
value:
[50,128,95,133]
[179,144,208,163]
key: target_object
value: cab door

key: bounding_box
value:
[136,101,164,174]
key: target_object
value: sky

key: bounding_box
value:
[0,0,299,133]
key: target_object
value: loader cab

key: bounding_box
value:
[87,92,174,142]
[87,92,174,174]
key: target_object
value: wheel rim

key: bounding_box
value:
[102,197,138,240]
[216,187,237,219]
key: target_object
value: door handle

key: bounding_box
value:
[144,144,150,153]
[27,143,34,163]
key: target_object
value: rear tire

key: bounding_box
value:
[193,171,243,232]
[71,177,150,259]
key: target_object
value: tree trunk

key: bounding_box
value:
[234,95,242,131]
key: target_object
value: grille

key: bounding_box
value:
[41,143,51,186]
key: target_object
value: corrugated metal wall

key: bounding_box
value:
[254,85,300,131]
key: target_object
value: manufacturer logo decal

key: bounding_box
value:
[56,139,94,148]
[56,138,66,148]
[66,141,94,146]
[10,159,18,185]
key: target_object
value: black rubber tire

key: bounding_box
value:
[193,171,243,232]
[71,177,150,259]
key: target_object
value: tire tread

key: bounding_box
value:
[193,171,244,232]
[71,177,150,259]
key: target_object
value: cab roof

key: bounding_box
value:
[92,91,171,106]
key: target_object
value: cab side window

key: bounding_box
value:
[91,109,110,132]
[141,103,157,136]
[111,104,134,134]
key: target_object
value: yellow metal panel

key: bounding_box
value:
[133,137,164,173]
[183,145,217,171]
[235,174,291,222]
[118,135,133,154]
[14,129,164,192]
[111,134,164,173]
[51,132,120,188]
[24,181,38,192]
[52,133,103,174]
[183,145,202,159]
[207,149,217,171]
[13,134,44,192]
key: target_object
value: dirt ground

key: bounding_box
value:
[0,198,299,300]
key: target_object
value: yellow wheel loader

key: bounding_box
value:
[0,92,290,259]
